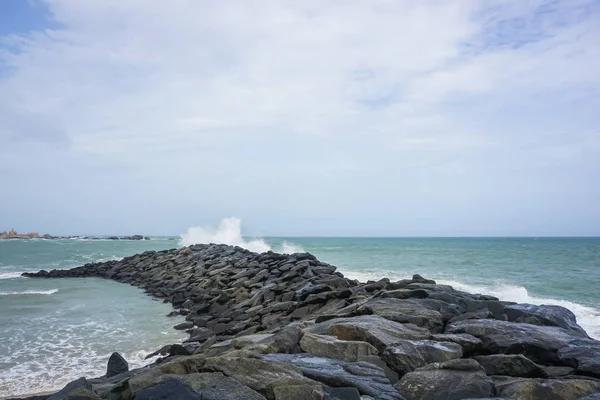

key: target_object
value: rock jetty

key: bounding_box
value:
[17,243,600,400]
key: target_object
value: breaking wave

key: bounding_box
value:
[0,271,25,280]
[179,217,303,254]
[0,289,59,296]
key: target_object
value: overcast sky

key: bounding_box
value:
[1,0,599,237]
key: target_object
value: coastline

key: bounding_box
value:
[13,243,600,399]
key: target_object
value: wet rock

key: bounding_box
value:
[446,319,583,364]
[300,332,379,362]
[203,355,318,399]
[473,354,548,378]
[493,376,600,400]
[322,387,362,400]
[174,321,194,330]
[557,339,600,378]
[381,339,463,376]
[261,353,404,400]
[105,352,128,378]
[46,378,94,400]
[394,359,494,400]
[505,304,588,336]
[357,298,444,332]
[304,315,430,352]
[134,378,202,400]
[429,333,482,355]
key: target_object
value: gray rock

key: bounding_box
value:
[357,298,444,332]
[272,384,323,400]
[304,315,430,352]
[300,332,379,362]
[558,339,600,378]
[493,376,600,400]
[446,319,583,364]
[261,353,404,400]
[381,339,463,376]
[429,333,482,355]
[135,378,202,400]
[505,304,588,336]
[579,393,600,400]
[203,355,318,399]
[322,387,362,400]
[394,359,494,400]
[47,378,94,400]
[179,372,266,400]
[473,354,548,378]
[174,321,195,330]
[105,352,128,378]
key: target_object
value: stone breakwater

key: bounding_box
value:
[16,243,600,400]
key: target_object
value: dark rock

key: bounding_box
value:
[296,283,332,300]
[174,321,195,330]
[261,353,404,400]
[429,333,482,355]
[186,328,214,343]
[381,339,463,376]
[380,289,429,299]
[304,315,430,352]
[134,378,202,400]
[472,354,548,378]
[322,387,361,400]
[557,339,600,378]
[505,304,588,336]
[357,298,444,332]
[579,393,600,400]
[493,376,600,400]
[178,372,266,400]
[300,332,378,362]
[394,359,494,400]
[46,377,93,400]
[105,352,128,378]
[446,319,583,365]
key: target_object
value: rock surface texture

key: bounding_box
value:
[16,243,600,400]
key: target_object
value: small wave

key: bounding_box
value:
[340,268,600,340]
[0,289,59,296]
[179,217,303,254]
[0,271,25,280]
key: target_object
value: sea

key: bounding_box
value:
[1,236,599,397]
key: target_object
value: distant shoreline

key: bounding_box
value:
[0,231,159,241]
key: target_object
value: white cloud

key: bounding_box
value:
[1,0,599,235]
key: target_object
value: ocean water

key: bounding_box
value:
[1,236,600,397]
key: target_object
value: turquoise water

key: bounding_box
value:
[1,237,600,397]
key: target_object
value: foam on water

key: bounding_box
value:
[0,272,24,280]
[180,217,304,254]
[340,268,600,340]
[0,289,58,296]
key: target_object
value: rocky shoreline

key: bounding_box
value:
[0,230,152,240]
[14,243,600,400]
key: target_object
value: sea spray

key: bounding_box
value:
[179,217,304,254]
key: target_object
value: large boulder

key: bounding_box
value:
[429,333,482,355]
[357,298,444,332]
[394,359,494,400]
[473,354,547,378]
[446,319,582,364]
[557,339,600,378]
[134,378,202,400]
[202,355,319,399]
[381,339,463,376]
[105,352,128,378]
[261,353,404,400]
[300,333,378,362]
[504,304,588,336]
[178,372,266,400]
[304,315,430,352]
[493,376,600,400]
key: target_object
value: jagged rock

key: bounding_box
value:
[322,387,362,400]
[557,339,600,378]
[174,321,194,330]
[394,359,494,400]
[493,376,600,400]
[473,354,548,378]
[429,333,482,355]
[105,352,128,378]
[300,332,378,362]
[381,339,463,376]
[446,319,584,364]
[261,353,404,400]
[178,372,266,400]
[357,298,444,332]
[134,378,202,400]
[272,384,324,400]
[505,304,588,336]
[203,355,319,399]
[47,377,96,400]
[304,315,430,352]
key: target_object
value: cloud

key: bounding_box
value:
[0,0,599,235]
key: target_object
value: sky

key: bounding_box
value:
[0,0,599,237]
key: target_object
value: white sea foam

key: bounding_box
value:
[341,269,600,340]
[0,272,24,280]
[0,289,59,296]
[179,217,304,254]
